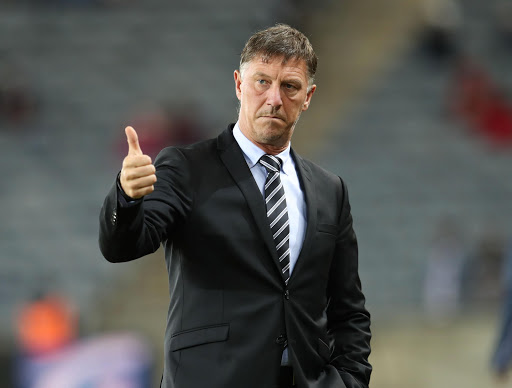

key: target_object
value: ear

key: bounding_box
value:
[302,84,316,111]
[234,70,242,101]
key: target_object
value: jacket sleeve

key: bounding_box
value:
[326,177,372,387]
[99,147,193,262]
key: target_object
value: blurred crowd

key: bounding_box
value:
[0,57,39,129]
[423,217,512,380]
[418,0,512,380]
[11,291,153,388]
[423,218,511,318]
[420,0,512,149]
[1,0,512,386]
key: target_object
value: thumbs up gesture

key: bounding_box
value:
[120,126,157,199]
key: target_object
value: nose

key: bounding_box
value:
[266,83,283,110]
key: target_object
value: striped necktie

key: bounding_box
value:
[259,154,290,285]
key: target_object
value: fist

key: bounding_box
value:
[120,126,157,199]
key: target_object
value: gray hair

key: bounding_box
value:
[239,24,318,89]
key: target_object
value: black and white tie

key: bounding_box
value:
[259,154,290,285]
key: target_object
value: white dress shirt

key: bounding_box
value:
[232,122,307,276]
[233,122,307,365]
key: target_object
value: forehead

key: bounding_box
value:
[244,56,308,80]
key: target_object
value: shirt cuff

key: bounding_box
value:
[116,172,143,208]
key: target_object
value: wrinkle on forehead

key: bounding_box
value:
[259,54,294,65]
[249,56,306,76]
[240,55,313,90]
[241,55,305,74]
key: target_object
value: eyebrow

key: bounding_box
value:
[253,72,303,87]
[254,71,270,79]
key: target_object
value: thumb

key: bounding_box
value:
[125,126,143,156]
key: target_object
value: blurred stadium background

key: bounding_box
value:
[1,0,512,386]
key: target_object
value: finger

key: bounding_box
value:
[122,154,153,169]
[129,185,155,199]
[125,126,143,156]
[122,164,156,181]
[130,174,157,190]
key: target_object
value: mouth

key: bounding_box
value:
[261,115,285,121]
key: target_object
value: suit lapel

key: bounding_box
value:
[217,126,280,267]
[217,126,318,284]
[289,150,317,284]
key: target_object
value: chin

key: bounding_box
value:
[262,128,290,145]
[264,118,287,130]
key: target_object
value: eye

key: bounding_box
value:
[284,83,297,91]
[257,79,267,85]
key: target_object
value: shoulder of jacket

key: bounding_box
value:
[299,156,344,186]
[154,137,217,166]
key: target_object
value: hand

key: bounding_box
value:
[120,126,157,199]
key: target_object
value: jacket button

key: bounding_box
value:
[111,210,117,225]
[276,335,287,347]
[284,289,290,300]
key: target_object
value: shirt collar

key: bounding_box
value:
[233,122,292,174]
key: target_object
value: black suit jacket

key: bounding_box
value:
[99,124,372,388]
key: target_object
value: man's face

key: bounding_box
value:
[234,56,316,153]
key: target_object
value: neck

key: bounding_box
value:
[237,122,292,155]
[255,140,289,155]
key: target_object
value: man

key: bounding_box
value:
[491,238,512,381]
[99,24,372,388]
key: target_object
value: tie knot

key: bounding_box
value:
[259,154,282,173]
